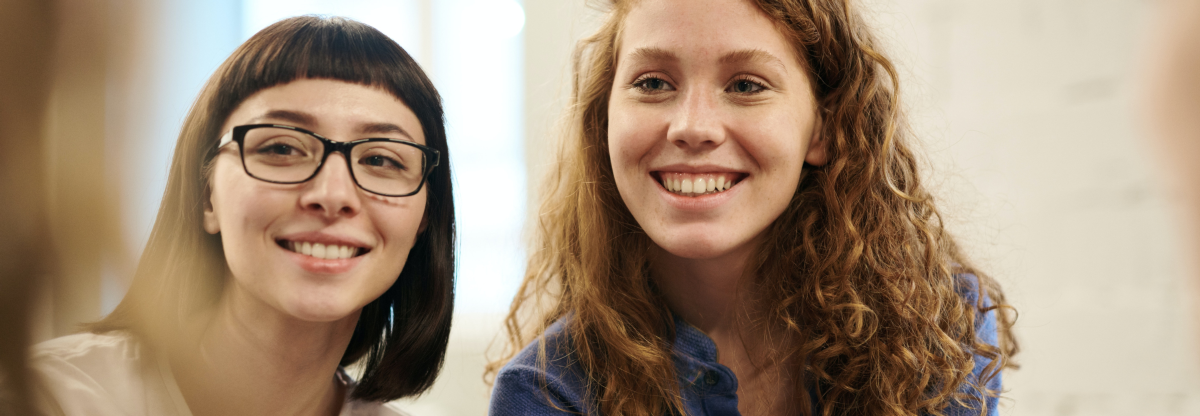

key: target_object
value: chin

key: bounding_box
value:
[654,236,742,260]
[282,298,363,323]
[664,246,735,260]
[649,223,765,261]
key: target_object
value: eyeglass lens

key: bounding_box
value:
[241,127,427,195]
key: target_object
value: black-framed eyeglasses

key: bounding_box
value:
[216,124,440,197]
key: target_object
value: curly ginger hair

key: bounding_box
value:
[487,1,1019,415]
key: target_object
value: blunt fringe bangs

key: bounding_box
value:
[89,16,455,402]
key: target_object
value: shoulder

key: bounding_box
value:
[338,368,416,416]
[952,273,986,305]
[340,399,412,416]
[490,318,591,416]
[30,331,148,386]
[952,272,999,345]
[946,273,1003,416]
[29,331,161,416]
[32,331,142,363]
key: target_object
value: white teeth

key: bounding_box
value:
[660,174,738,196]
[286,241,358,259]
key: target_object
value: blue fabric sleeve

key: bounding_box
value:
[941,274,1003,416]
[489,321,593,416]
[489,360,582,416]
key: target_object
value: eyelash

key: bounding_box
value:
[630,74,770,95]
[631,74,674,93]
[727,76,768,94]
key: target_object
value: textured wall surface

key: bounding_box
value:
[865,1,1200,414]
[399,1,1200,415]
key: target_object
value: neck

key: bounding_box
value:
[650,244,756,338]
[651,244,798,416]
[171,280,359,416]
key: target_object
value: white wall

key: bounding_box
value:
[864,0,1200,414]
[394,2,599,414]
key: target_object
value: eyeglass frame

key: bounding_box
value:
[216,123,441,197]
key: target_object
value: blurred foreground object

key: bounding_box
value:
[0,0,55,415]
[2,0,123,413]
[1145,0,1200,281]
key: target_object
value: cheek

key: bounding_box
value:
[737,115,811,173]
[373,196,428,254]
[608,110,660,174]
[210,165,291,251]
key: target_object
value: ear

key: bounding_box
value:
[202,184,220,234]
[804,113,829,166]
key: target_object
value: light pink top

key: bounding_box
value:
[30,332,409,416]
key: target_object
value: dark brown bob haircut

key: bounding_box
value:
[88,16,455,401]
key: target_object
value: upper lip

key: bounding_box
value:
[650,164,746,174]
[275,231,372,249]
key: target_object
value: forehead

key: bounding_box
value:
[223,79,425,144]
[617,0,800,65]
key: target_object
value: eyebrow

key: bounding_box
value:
[249,109,317,127]
[624,47,788,74]
[358,122,414,140]
[719,49,788,74]
[626,47,679,64]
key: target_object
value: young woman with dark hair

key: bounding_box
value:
[488,0,1017,415]
[30,16,455,416]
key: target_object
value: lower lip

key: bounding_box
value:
[282,246,364,274]
[655,175,742,211]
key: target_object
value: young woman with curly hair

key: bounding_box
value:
[487,0,1017,415]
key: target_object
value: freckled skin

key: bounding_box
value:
[606,1,831,414]
[203,79,427,324]
[607,0,827,262]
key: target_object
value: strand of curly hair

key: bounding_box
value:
[486,1,1019,415]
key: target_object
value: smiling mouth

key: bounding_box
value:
[277,240,369,260]
[655,172,744,197]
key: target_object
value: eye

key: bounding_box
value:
[360,155,407,171]
[257,143,300,156]
[632,75,675,93]
[728,78,767,94]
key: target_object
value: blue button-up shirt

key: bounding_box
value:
[490,275,1000,416]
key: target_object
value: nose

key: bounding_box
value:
[666,86,726,151]
[297,153,361,219]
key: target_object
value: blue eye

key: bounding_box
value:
[633,76,674,92]
[729,79,765,94]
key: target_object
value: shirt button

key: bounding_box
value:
[704,371,718,386]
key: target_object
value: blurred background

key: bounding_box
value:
[3,0,1199,415]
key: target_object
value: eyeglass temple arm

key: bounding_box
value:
[216,131,234,149]
[429,150,440,170]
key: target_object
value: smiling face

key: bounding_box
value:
[204,78,427,323]
[608,0,827,263]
